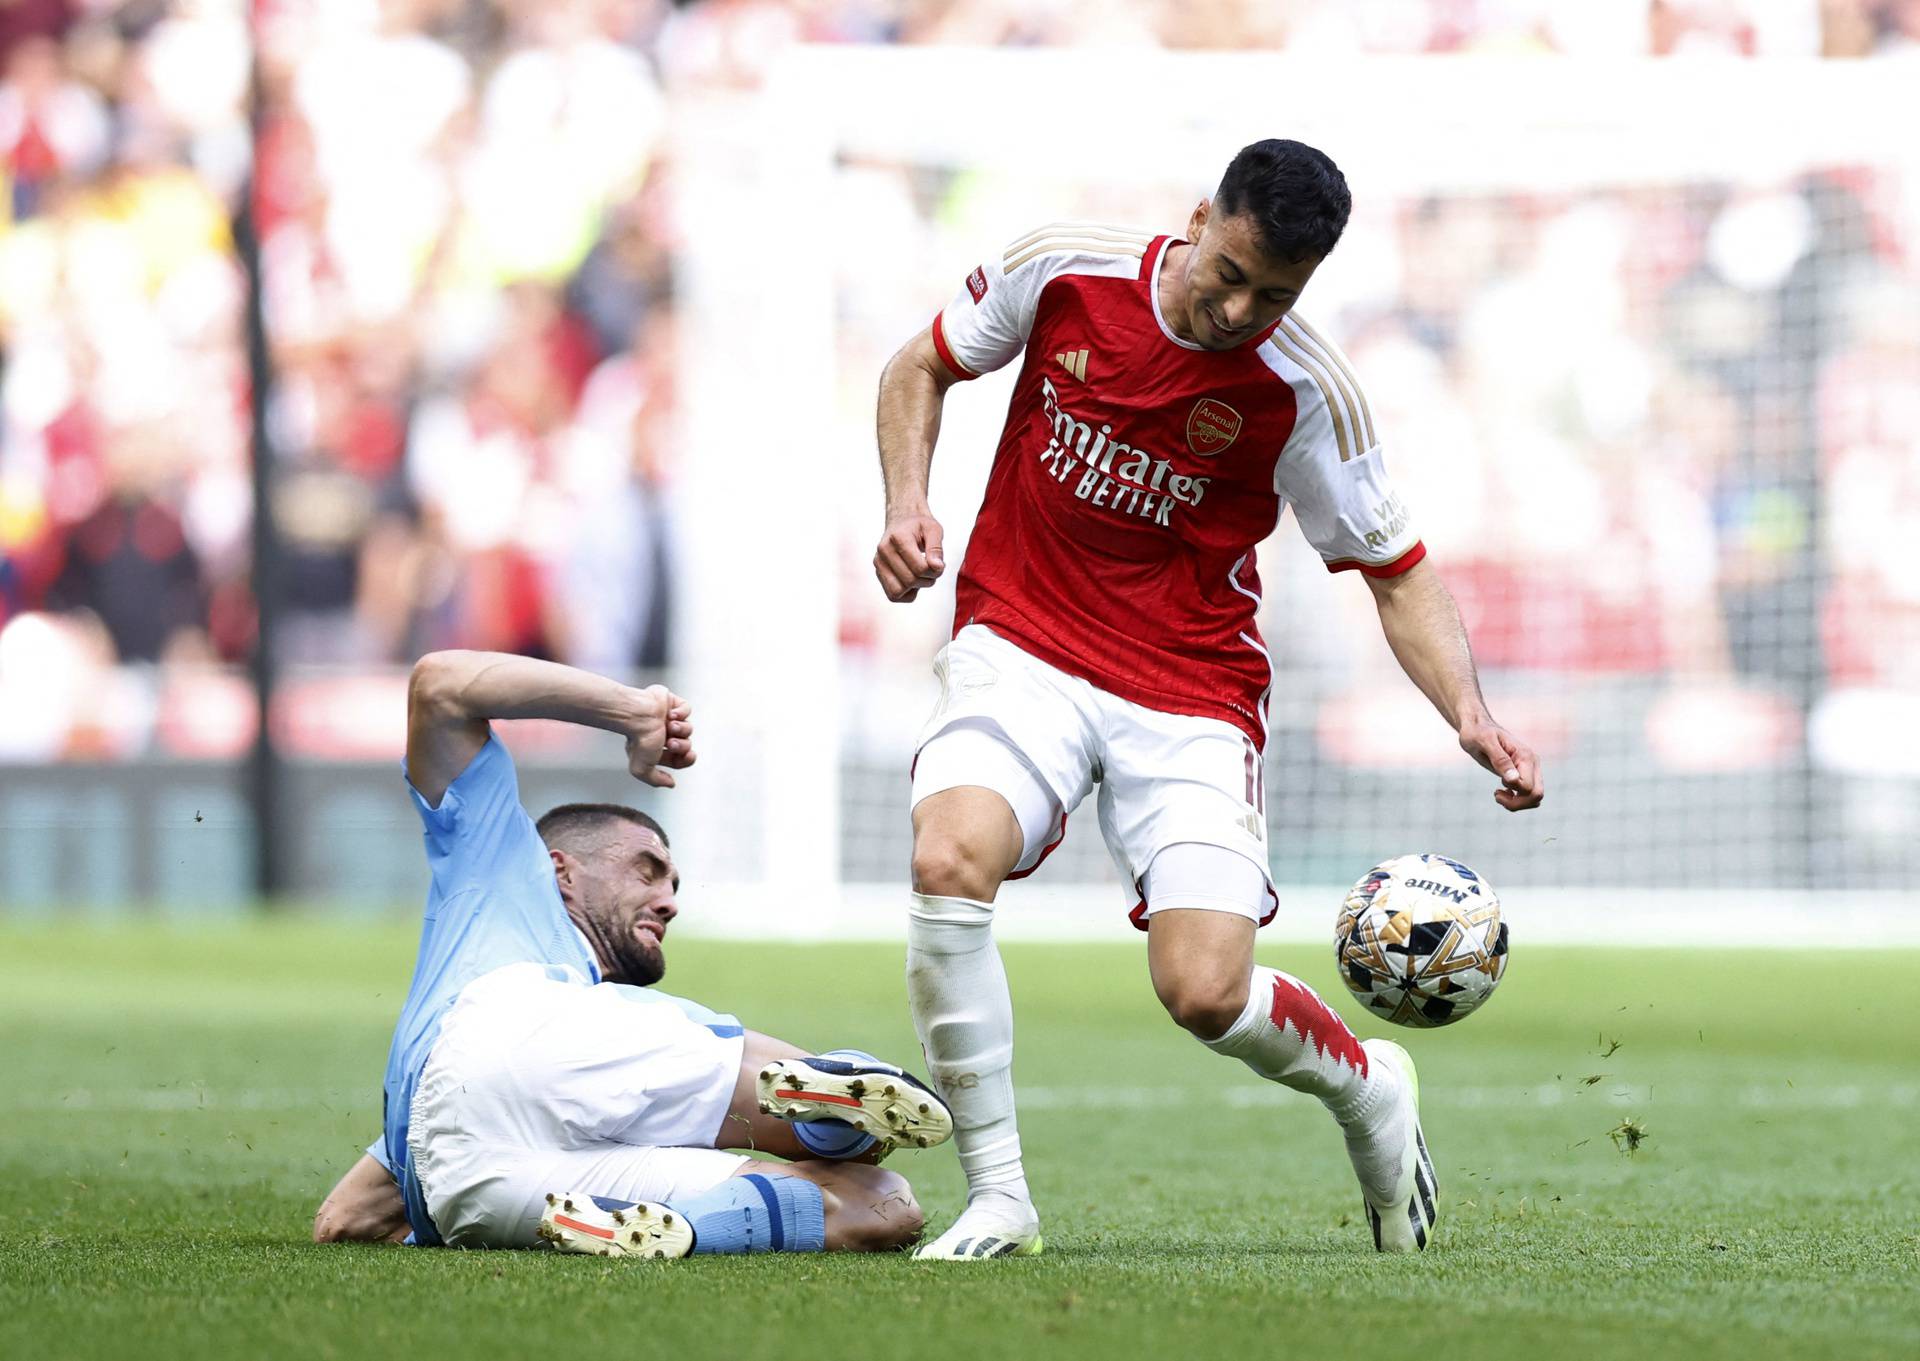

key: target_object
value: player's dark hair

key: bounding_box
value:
[1214,139,1351,263]
[536,803,670,857]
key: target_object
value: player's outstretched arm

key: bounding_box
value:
[873,326,962,603]
[1363,561,1544,811]
[406,651,694,806]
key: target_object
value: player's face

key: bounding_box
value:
[578,824,680,986]
[1177,202,1322,350]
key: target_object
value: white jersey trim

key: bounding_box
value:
[1265,316,1376,463]
[1257,316,1421,574]
[936,224,1152,379]
[1226,553,1273,744]
[1147,237,1206,352]
[1282,316,1377,450]
[1003,221,1152,274]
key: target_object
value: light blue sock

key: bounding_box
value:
[792,1117,878,1159]
[817,1047,886,1065]
[639,1174,826,1254]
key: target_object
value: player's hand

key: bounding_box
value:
[874,511,946,603]
[1458,720,1543,811]
[626,685,695,788]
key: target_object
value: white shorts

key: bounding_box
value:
[910,625,1278,928]
[408,963,750,1248]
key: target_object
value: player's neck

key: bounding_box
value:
[1156,239,1200,344]
[563,906,614,980]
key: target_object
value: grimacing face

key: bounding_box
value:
[1173,201,1323,351]
[552,821,679,986]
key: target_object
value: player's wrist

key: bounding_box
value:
[1453,709,1496,739]
[617,684,669,737]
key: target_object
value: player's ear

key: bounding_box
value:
[549,848,573,888]
[1188,198,1211,243]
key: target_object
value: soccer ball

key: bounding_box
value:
[1336,853,1508,1028]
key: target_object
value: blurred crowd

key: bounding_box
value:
[832,169,1920,710]
[1348,175,1919,703]
[0,0,1915,764]
[0,0,690,690]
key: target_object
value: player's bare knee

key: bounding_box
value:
[910,833,1003,901]
[883,1180,925,1249]
[805,1162,921,1252]
[841,1166,922,1252]
[1157,972,1250,1041]
[866,1165,922,1244]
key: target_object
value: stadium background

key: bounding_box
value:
[0,0,1915,938]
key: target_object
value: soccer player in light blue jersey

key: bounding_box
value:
[312,650,951,1259]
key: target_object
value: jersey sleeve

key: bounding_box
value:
[929,223,1152,380]
[1266,318,1425,577]
[930,247,1045,380]
[403,735,550,888]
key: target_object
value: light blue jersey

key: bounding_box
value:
[379,736,738,1244]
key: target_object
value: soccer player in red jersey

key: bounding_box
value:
[872,140,1545,1259]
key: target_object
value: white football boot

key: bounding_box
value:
[536,1191,693,1259]
[911,1192,1043,1261]
[756,1053,955,1155]
[1347,1039,1438,1253]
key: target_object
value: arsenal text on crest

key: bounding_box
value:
[1186,398,1243,456]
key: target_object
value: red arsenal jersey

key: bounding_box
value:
[930,223,1424,749]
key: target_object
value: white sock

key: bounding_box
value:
[1201,966,1392,1130]
[906,892,1030,1205]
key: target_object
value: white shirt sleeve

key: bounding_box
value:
[930,247,1047,379]
[930,223,1154,380]
[1264,317,1424,576]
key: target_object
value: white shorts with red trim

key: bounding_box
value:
[408,963,749,1248]
[910,625,1278,929]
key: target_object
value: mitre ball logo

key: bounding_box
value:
[1186,397,1242,456]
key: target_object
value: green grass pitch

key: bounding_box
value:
[2,922,1915,1360]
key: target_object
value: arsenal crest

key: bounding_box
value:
[1186,398,1242,456]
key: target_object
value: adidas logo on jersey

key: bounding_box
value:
[1054,348,1089,382]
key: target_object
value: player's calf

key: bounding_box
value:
[538,1165,921,1257]
[540,1173,821,1257]
[786,1161,925,1251]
